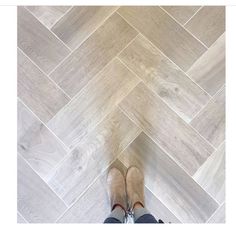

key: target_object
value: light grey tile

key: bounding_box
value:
[17,49,69,122]
[185,6,225,47]
[191,87,225,148]
[18,7,70,74]
[17,100,69,179]
[17,155,67,223]
[52,6,119,49]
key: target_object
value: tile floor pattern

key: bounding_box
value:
[17,6,225,223]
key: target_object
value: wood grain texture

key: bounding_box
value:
[58,159,180,223]
[188,33,225,96]
[17,212,27,223]
[119,82,214,175]
[17,100,69,179]
[17,155,67,223]
[47,108,140,205]
[207,203,225,223]
[185,6,225,47]
[118,6,206,71]
[161,6,201,24]
[191,87,225,148]
[52,6,119,49]
[194,142,225,204]
[47,59,140,149]
[18,49,69,122]
[50,13,138,97]
[25,6,71,28]
[119,35,210,122]
[119,132,218,223]
[17,7,70,74]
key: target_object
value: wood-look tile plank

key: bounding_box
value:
[119,82,214,175]
[119,35,210,122]
[18,49,69,122]
[50,13,138,97]
[47,108,141,205]
[161,6,201,24]
[185,6,225,47]
[17,212,27,223]
[25,6,71,29]
[118,6,206,71]
[191,87,225,148]
[58,159,180,223]
[194,143,225,204]
[17,100,69,179]
[17,7,70,74]
[119,133,218,223]
[17,155,67,223]
[47,59,140,149]
[188,33,225,96]
[207,203,225,223]
[52,6,119,49]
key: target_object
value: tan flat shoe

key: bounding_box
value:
[126,166,145,211]
[107,167,127,212]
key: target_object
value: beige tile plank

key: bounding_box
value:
[191,87,225,148]
[25,6,72,29]
[52,6,119,49]
[17,7,70,74]
[119,132,218,223]
[119,34,210,122]
[47,58,140,149]
[50,13,138,97]
[194,143,225,204]
[58,159,180,223]
[185,6,225,47]
[47,108,141,205]
[117,6,206,71]
[17,155,67,223]
[17,100,69,179]
[17,49,70,122]
[188,33,225,96]
[207,203,225,223]
[161,6,201,24]
[119,82,214,175]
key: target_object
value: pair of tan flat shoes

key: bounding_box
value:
[107,166,145,213]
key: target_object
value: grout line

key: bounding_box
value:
[54,130,142,222]
[17,97,71,154]
[47,33,139,125]
[17,47,72,100]
[193,139,225,183]
[206,202,224,223]
[64,7,120,52]
[18,152,69,211]
[50,6,74,29]
[118,106,220,205]
[116,11,212,98]
[190,84,225,123]
[118,157,182,223]
[17,210,29,223]
[183,6,203,26]
[24,6,73,52]
[117,56,216,151]
[160,6,209,49]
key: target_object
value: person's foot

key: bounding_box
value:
[107,167,127,212]
[126,166,145,211]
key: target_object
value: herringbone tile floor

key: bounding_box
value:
[17,5,225,223]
